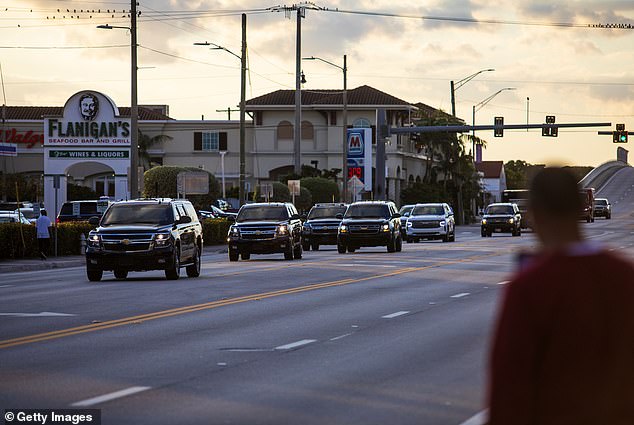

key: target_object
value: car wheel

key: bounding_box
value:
[481,230,487,237]
[284,243,294,260]
[293,242,303,259]
[414,238,420,243]
[302,242,310,251]
[241,252,250,261]
[186,245,202,277]
[165,248,180,280]
[311,242,319,251]
[347,245,356,253]
[87,268,103,282]
[114,269,128,279]
[337,243,346,254]
[487,231,493,237]
[607,214,611,219]
[449,229,456,242]
[228,248,239,262]
[396,235,403,252]
[442,233,449,242]
[387,236,396,253]
[586,216,591,223]
[591,216,595,223]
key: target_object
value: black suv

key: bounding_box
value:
[337,201,402,253]
[481,203,522,237]
[302,203,348,251]
[227,202,303,261]
[57,199,111,223]
[85,198,203,281]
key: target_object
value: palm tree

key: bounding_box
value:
[137,131,172,170]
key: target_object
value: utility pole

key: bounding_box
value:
[216,107,240,120]
[294,7,303,175]
[239,13,247,206]
[130,0,139,199]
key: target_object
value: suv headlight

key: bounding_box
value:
[303,223,312,233]
[382,223,390,232]
[508,218,514,224]
[88,233,101,248]
[276,224,289,235]
[482,218,487,225]
[229,226,240,238]
[339,224,348,233]
[154,232,171,246]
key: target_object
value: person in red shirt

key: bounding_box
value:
[488,167,634,425]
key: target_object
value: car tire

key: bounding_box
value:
[591,216,595,223]
[284,243,294,260]
[293,243,303,259]
[228,248,239,262]
[337,243,346,254]
[586,216,591,223]
[487,231,493,237]
[396,235,402,252]
[347,245,356,253]
[442,233,449,242]
[607,214,611,220]
[449,229,456,242]
[87,268,103,282]
[241,252,250,261]
[311,242,319,251]
[165,248,180,280]
[387,236,396,253]
[186,245,202,277]
[302,242,310,251]
[114,269,128,279]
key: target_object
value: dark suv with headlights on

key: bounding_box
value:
[302,203,348,251]
[85,198,203,281]
[481,203,522,237]
[227,202,303,261]
[337,201,402,253]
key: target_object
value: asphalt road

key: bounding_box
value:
[2,167,634,425]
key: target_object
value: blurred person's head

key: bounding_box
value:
[529,167,583,249]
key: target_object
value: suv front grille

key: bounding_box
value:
[411,220,440,228]
[349,224,381,234]
[239,225,277,240]
[101,233,154,252]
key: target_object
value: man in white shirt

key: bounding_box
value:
[35,210,52,260]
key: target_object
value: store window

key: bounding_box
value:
[194,132,228,152]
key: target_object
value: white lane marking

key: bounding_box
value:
[382,311,409,319]
[497,281,510,285]
[0,285,13,288]
[0,312,76,317]
[71,386,151,407]
[329,333,353,341]
[275,339,317,350]
[459,409,488,425]
[450,292,470,298]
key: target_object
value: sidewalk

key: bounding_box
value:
[0,245,228,274]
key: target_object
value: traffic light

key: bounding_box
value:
[494,116,504,137]
[613,124,628,143]
[542,115,558,137]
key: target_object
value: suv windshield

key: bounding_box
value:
[399,205,414,216]
[412,205,444,216]
[345,204,390,219]
[594,199,608,206]
[101,204,174,225]
[237,206,288,222]
[486,205,514,215]
[308,206,347,219]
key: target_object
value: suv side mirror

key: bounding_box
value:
[392,213,401,219]
[335,213,344,219]
[290,214,301,220]
[177,216,192,224]
[226,215,236,222]
[88,216,100,226]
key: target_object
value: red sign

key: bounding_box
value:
[2,128,44,148]
[348,167,362,179]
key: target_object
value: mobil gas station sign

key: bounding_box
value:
[347,128,372,191]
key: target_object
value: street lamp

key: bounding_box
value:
[472,87,516,162]
[194,13,247,206]
[302,55,347,202]
[97,4,138,199]
[450,68,495,117]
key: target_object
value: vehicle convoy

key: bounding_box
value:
[227,202,303,261]
[481,203,522,237]
[501,189,531,228]
[579,187,596,222]
[405,203,455,242]
[593,198,611,219]
[85,198,203,282]
[301,203,347,251]
[337,201,402,253]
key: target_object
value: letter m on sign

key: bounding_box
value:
[348,132,363,155]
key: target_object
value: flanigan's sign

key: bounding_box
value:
[44,91,131,146]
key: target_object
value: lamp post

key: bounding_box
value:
[97,3,138,199]
[194,13,247,206]
[450,68,495,117]
[472,87,516,162]
[302,55,347,202]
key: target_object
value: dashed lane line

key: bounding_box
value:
[71,386,151,407]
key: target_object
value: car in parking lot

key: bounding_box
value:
[57,199,111,223]
[481,203,522,237]
[85,198,203,281]
[405,203,455,242]
[593,198,611,219]
[227,202,303,261]
[337,201,402,253]
[301,203,347,251]
[0,211,31,225]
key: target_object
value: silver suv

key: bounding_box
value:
[405,203,456,242]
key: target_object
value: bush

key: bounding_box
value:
[201,218,230,245]
[271,182,291,202]
[300,177,340,204]
[0,222,94,259]
[143,166,221,210]
[295,187,312,213]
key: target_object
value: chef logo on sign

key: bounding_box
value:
[79,93,99,121]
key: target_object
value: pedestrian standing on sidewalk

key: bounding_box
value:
[35,210,52,260]
[487,167,634,425]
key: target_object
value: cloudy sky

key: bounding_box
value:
[1,0,633,166]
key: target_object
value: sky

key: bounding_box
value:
[1,0,633,167]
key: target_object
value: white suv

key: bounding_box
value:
[405,203,456,243]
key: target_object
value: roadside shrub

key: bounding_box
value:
[201,218,230,245]
[300,177,340,204]
[0,221,94,259]
[143,166,221,210]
